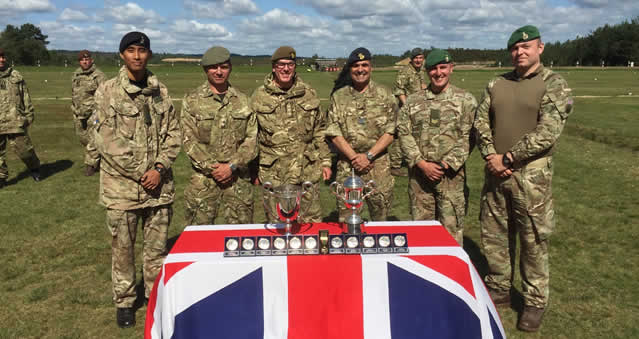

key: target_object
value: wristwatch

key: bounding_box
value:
[229,163,237,172]
[154,165,166,177]
[366,151,375,161]
[502,153,513,168]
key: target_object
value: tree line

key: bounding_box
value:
[2,18,639,67]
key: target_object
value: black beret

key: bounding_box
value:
[119,31,150,53]
[78,49,91,60]
[0,48,4,57]
[347,47,371,67]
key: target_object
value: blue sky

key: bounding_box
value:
[1,0,637,57]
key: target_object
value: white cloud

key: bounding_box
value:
[59,8,90,21]
[0,0,55,12]
[184,0,259,19]
[102,2,164,25]
[171,20,232,38]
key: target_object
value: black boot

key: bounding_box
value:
[116,307,136,328]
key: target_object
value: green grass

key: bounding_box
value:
[1,65,638,338]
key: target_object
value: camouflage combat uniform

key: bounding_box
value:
[397,84,477,245]
[90,66,181,307]
[474,64,573,308]
[326,80,397,221]
[181,82,257,225]
[389,64,427,169]
[0,67,40,181]
[71,64,106,157]
[251,73,331,223]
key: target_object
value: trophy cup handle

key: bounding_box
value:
[301,181,314,196]
[329,181,346,203]
[362,180,377,200]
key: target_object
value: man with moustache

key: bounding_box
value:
[0,47,42,187]
[181,46,257,225]
[71,50,106,176]
[89,32,181,328]
[474,25,574,332]
[250,46,332,223]
[326,47,397,221]
[397,49,476,245]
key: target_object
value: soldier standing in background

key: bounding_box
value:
[71,50,105,176]
[89,32,181,328]
[389,48,427,177]
[250,46,332,223]
[0,47,42,187]
[181,46,257,225]
[397,49,476,245]
[474,25,574,332]
[326,47,397,222]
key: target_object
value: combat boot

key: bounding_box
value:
[85,164,98,176]
[31,169,41,182]
[518,306,545,332]
[0,178,5,188]
[116,307,136,328]
[487,288,511,307]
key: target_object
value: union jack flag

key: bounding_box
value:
[145,221,506,339]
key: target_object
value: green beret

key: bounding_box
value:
[507,25,541,49]
[201,46,230,66]
[271,46,296,62]
[410,48,424,59]
[425,49,452,68]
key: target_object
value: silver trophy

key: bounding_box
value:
[330,169,376,234]
[263,181,313,235]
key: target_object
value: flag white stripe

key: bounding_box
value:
[262,258,289,339]
[362,256,392,339]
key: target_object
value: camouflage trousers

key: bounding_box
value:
[73,116,95,161]
[480,157,554,308]
[335,153,394,222]
[388,141,404,169]
[184,170,254,226]
[0,132,41,180]
[106,205,171,308]
[408,166,468,245]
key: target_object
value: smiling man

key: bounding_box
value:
[71,50,106,176]
[326,47,398,222]
[474,25,574,332]
[89,32,181,328]
[181,46,257,226]
[250,46,332,223]
[396,49,476,245]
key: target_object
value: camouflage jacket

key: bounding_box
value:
[181,82,257,173]
[250,73,331,184]
[91,66,181,210]
[71,64,106,119]
[0,67,34,134]
[326,80,398,153]
[397,84,477,171]
[474,65,573,163]
[393,64,426,98]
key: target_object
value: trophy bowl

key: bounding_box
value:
[330,171,376,234]
[263,181,313,235]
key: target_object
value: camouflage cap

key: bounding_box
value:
[425,49,452,68]
[201,46,230,66]
[507,25,541,49]
[119,31,150,53]
[271,46,296,62]
[410,48,424,59]
[78,49,91,60]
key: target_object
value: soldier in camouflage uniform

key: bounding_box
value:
[397,49,476,245]
[326,47,397,222]
[474,25,574,332]
[0,47,42,187]
[250,46,332,223]
[181,46,257,225]
[389,48,427,177]
[88,32,181,328]
[71,50,106,176]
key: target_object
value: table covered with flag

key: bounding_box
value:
[145,221,506,339]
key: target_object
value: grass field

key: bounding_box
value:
[1,64,638,338]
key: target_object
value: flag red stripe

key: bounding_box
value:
[287,255,364,339]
